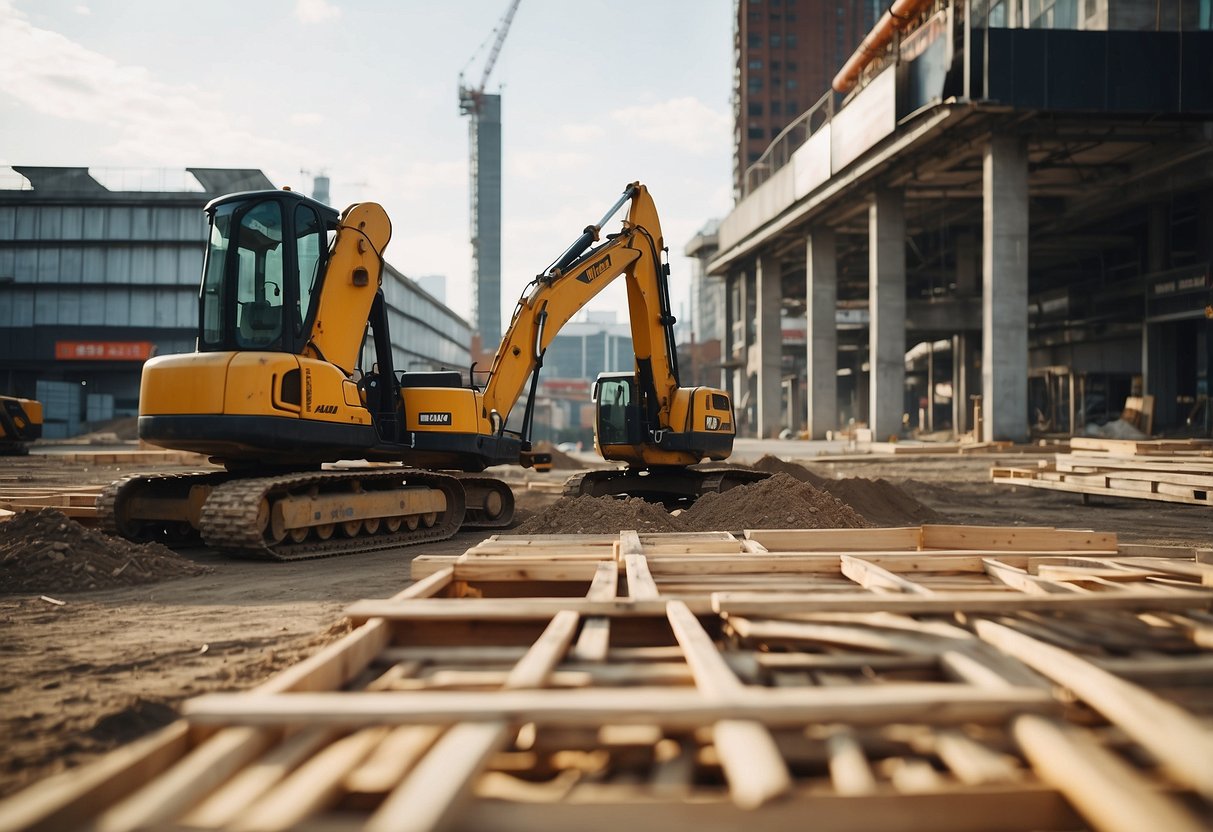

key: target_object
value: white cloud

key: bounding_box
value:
[73,4,90,15]
[0,5,305,167]
[294,0,341,24]
[609,97,731,156]
[290,112,325,126]
[558,124,605,143]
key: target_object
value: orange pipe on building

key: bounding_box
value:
[832,0,937,93]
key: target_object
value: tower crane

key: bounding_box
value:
[458,0,521,353]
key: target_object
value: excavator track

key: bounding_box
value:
[563,467,771,508]
[97,471,232,545]
[199,470,466,561]
[99,469,466,561]
[451,474,516,529]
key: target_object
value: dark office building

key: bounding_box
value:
[733,0,882,197]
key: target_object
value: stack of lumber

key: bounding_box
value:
[0,485,104,521]
[3,525,1213,831]
[992,437,1213,506]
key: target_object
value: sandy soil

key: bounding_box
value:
[1,447,1210,799]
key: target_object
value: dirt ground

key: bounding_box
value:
[1,447,1210,799]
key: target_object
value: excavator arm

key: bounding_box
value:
[479,183,679,432]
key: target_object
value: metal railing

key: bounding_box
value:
[741,90,835,198]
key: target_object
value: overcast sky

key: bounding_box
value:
[0,0,734,334]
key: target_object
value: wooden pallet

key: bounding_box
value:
[3,528,1212,831]
[0,486,104,520]
[40,449,211,465]
[1069,437,1213,457]
[993,464,1213,507]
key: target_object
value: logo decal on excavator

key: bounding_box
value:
[575,255,612,284]
[418,412,452,425]
[315,404,339,414]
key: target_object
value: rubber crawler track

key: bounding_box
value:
[99,469,467,561]
[452,474,515,529]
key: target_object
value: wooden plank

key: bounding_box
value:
[713,590,1210,616]
[225,727,390,831]
[1012,715,1207,832]
[840,555,933,594]
[347,598,702,623]
[974,618,1213,801]
[181,685,1058,729]
[623,554,660,600]
[365,722,511,832]
[0,722,191,832]
[665,601,791,807]
[504,610,581,689]
[453,788,1080,832]
[93,726,276,832]
[920,525,1117,552]
[180,728,336,827]
[569,562,619,663]
[746,527,922,551]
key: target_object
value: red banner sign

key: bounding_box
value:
[55,341,155,361]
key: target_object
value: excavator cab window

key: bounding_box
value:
[594,376,638,446]
[293,204,325,338]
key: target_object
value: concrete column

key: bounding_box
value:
[754,253,783,438]
[982,135,1029,442]
[869,188,906,439]
[952,333,968,434]
[806,228,838,438]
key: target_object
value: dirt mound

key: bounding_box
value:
[679,472,870,532]
[819,477,944,527]
[0,508,212,594]
[533,441,587,471]
[751,454,828,486]
[508,495,681,534]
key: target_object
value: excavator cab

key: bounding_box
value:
[199,191,337,356]
[592,373,640,447]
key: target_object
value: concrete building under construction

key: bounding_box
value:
[707,0,1213,442]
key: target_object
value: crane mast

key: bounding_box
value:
[458,0,521,352]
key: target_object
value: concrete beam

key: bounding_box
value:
[982,136,1030,442]
[869,189,906,439]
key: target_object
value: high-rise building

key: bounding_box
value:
[733,0,882,198]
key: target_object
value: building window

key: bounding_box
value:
[787,78,798,89]
[771,101,783,115]
[749,59,763,69]
[748,101,764,115]
[786,33,798,48]
[748,33,762,48]
[786,99,798,112]
[770,34,782,47]
[786,60,798,70]
[772,127,783,138]
[771,60,782,70]
[748,77,764,91]
[748,151,761,163]
[749,126,765,139]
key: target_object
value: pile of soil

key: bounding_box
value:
[821,476,944,526]
[509,495,681,534]
[0,509,212,594]
[751,455,943,526]
[509,473,869,535]
[751,454,829,487]
[679,472,870,532]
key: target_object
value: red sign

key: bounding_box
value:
[55,341,155,361]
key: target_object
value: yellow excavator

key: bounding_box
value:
[99,183,749,558]
[0,396,42,455]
